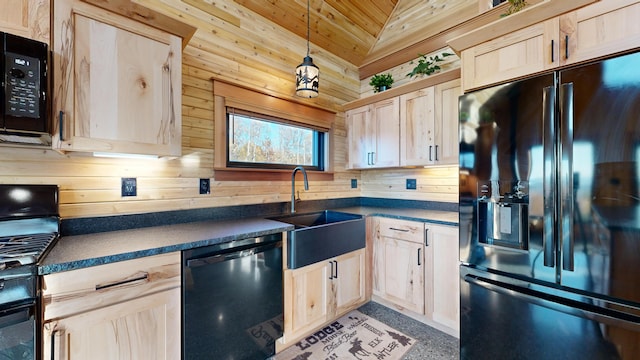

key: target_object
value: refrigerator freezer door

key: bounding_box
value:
[459,74,556,283]
[559,52,640,310]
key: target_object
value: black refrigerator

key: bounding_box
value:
[459,50,640,359]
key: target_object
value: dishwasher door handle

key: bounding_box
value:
[186,241,282,268]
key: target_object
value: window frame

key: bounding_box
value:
[212,80,335,182]
[225,108,327,171]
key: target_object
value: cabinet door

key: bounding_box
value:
[0,0,48,43]
[346,105,373,169]
[400,87,435,166]
[43,288,180,360]
[434,79,461,165]
[461,18,559,91]
[372,217,425,314]
[284,260,330,337]
[371,97,400,168]
[332,249,366,316]
[561,0,640,66]
[426,224,460,333]
[52,0,182,156]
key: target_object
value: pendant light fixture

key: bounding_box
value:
[295,0,319,98]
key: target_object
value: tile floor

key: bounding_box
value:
[357,301,459,359]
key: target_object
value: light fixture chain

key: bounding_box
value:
[306,0,310,57]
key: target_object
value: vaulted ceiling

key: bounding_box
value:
[233,0,479,71]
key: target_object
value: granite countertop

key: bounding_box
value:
[39,217,293,275]
[333,207,458,226]
[39,207,459,275]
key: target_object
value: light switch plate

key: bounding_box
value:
[121,177,137,197]
[406,178,417,190]
[199,178,211,195]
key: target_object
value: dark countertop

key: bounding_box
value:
[39,217,292,275]
[333,207,458,226]
[39,207,459,275]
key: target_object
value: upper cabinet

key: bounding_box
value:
[0,0,49,43]
[346,98,400,169]
[459,18,559,92]
[560,0,640,65]
[345,69,460,169]
[400,78,460,166]
[51,0,195,157]
[451,0,640,92]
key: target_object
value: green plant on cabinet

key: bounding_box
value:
[369,73,394,93]
[407,53,454,78]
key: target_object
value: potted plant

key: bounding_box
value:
[502,0,527,16]
[369,73,394,93]
[407,52,454,79]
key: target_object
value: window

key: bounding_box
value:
[213,80,335,181]
[227,109,325,171]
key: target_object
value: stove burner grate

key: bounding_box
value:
[0,232,58,266]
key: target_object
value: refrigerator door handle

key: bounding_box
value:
[560,83,575,271]
[464,274,640,332]
[542,85,557,267]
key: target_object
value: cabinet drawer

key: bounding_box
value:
[42,252,181,320]
[376,217,424,244]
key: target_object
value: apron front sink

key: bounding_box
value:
[270,210,365,269]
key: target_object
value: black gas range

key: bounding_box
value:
[0,184,59,360]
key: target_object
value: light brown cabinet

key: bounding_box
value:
[51,0,187,157]
[41,252,181,360]
[371,217,460,336]
[460,0,640,91]
[0,0,49,43]
[460,18,559,91]
[560,0,640,66]
[372,217,425,314]
[283,249,366,343]
[425,223,460,333]
[346,98,400,169]
[400,79,461,166]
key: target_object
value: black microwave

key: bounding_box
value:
[0,31,49,146]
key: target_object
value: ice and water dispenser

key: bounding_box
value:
[477,180,529,251]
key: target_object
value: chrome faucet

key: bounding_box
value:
[291,166,309,213]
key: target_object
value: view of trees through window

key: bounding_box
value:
[227,111,323,169]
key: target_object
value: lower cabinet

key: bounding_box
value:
[426,223,460,333]
[41,252,181,360]
[371,217,460,336]
[372,217,425,314]
[283,249,366,343]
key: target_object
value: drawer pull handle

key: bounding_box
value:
[389,227,409,232]
[95,272,149,291]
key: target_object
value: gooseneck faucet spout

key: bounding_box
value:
[291,166,309,213]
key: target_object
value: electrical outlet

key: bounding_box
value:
[351,179,358,189]
[406,178,417,190]
[199,178,211,195]
[121,177,137,197]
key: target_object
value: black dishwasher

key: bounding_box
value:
[182,234,283,360]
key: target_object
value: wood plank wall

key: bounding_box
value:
[0,0,461,219]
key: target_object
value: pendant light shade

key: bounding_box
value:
[295,0,319,98]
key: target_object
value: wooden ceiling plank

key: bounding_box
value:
[182,0,241,27]
[363,1,477,67]
[234,0,373,65]
[324,0,385,33]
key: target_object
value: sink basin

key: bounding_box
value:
[270,210,365,269]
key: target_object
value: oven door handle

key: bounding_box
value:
[186,241,282,268]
